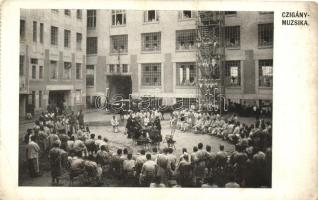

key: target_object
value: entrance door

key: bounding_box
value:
[108,75,132,102]
[48,90,70,113]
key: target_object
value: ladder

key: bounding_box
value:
[196,11,225,111]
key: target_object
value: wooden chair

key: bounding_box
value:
[69,169,85,186]
[164,135,176,150]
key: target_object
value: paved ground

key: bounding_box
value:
[18,110,258,186]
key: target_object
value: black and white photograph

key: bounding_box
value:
[1,1,318,199]
[18,9,274,188]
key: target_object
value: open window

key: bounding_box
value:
[144,10,159,23]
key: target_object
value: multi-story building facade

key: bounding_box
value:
[19,10,273,116]
[85,10,273,109]
[19,9,87,117]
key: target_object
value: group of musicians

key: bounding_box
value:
[111,110,163,145]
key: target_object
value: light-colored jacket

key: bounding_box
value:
[27,141,40,159]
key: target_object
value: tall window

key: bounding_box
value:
[258,23,273,47]
[32,65,37,79]
[225,60,241,86]
[116,64,120,73]
[63,62,72,80]
[86,65,95,86]
[76,63,82,79]
[64,29,71,48]
[141,63,161,86]
[144,10,159,23]
[50,60,58,79]
[87,37,97,54]
[20,20,26,40]
[225,26,240,48]
[109,64,115,73]
[39,91,42,107]
[110,35,128,53]
[122,64,128,73]
[31,58,38,79]
[64,9,71,16]
[112,10,126,26]
[176,63,196,86]
[178,10,196,20]
[87,10,96,29]
[40,23,44,43]
[76,10,82,19]
[259,59,273,87]
[39,66,43,79]
[141,32,161,52]
[176,29,196,51]
[76,33,82,50]
[19,55,24,76]
[50,26,58,45]
[33,21,37,42]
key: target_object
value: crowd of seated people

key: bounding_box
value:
[172,109,272,148]
[22,106,272,187]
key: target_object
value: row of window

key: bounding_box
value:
[19,56,83,80]
[85,60,273,88]
[49,26,83,49]
[18,20,43,42]
[87,10,162,29]
[224,60,273,87]
[29,89,82,108]
[21,18,272,53]
[20,20,83,50]
[48,61,82,80]
[109,64,129,73]
[141,61,272,87]
[86,24,273,55]
[86,10,273,29]
[86,64,129,87]
[51,9,83,20]
[20,56,272,87]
